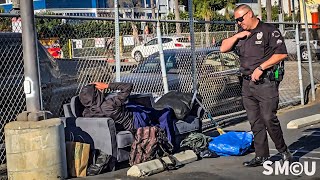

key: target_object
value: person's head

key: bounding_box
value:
[234,4,257,30]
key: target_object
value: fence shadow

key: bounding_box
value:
[270,128,320,162]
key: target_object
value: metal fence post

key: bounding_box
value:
[302,0,316,101]
[295,24,304,105]
[114,0,121,82]
[188,0,197,92]
[20,0,42,116]
[200,32,204,48]
[156,0,169,94]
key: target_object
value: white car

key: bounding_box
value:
[283,29,320,61]
[131,36,191,62]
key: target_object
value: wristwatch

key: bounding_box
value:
[257,65,264,71]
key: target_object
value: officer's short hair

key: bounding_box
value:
[235,4,253,13]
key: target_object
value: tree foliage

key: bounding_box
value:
[261,2,298,22]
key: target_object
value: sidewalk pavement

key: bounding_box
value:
[78,102,320,180]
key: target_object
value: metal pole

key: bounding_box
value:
[114,0,121,82]
[200,32,203,48]
[20,0,41,114]
[278,0,284,33]
[302,0,316,101]
[188,0,197,92]
[291,0,295,22]
[157,0,169,94]
[167,0,170,16]
[257,0,262,19]
[295,24,304,105]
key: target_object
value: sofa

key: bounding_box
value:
[62,93,202,168]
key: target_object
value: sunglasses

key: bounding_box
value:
[235,11,249,23]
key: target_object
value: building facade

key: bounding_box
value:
[0,0,180,18]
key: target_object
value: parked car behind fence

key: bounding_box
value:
[284,28,320,61]
[123,48,244,116]
[131,36,191,62]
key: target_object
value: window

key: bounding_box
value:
[205,52,220,62]
[284,31,295,39]
[220,53,239,69]
[204,52,239,71]
[145,39,157,46]
[162,38,173,43]
[133,54,176,73]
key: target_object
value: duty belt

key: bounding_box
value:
[242,70,274,84]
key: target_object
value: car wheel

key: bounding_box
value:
[134,51,143,62]
[300,46,317,62]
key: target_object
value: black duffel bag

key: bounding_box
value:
[154,91,204,120]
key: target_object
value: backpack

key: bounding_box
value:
[129,126,173,166]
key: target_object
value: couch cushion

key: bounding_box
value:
[62,117,117,161]
[70,96,85,117]
[175,116,200,135]
[116,131,134,148]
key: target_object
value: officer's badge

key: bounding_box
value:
[257,32,263,40]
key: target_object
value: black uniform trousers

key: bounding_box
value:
[242,77,287,157]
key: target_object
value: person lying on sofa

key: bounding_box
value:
[79,82,176,143]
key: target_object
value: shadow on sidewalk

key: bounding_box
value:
[270,128,320,162]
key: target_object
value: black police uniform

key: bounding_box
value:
[234,21,288,157]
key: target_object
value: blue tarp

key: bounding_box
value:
[208,131,253,156]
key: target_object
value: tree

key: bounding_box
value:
[223,0,237,20]
[194,0,227,47]
[0,8,12,32]
[174,0,181,35]
[262,2,280,21]
[110,0,141,44]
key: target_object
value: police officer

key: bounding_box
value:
[220,4,292,167]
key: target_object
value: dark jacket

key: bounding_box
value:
[79,82,134,131]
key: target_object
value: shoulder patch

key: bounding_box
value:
[272,31,280,38]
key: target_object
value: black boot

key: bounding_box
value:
[243,157,269,167]
[281,149,293,162]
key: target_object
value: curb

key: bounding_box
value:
[287,114,320,129]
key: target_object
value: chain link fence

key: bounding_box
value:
[0,12,319,169]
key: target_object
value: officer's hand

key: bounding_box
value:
[235,31,251,39]
[251,68,263,82]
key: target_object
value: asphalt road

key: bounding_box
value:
[78,102,320,180]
